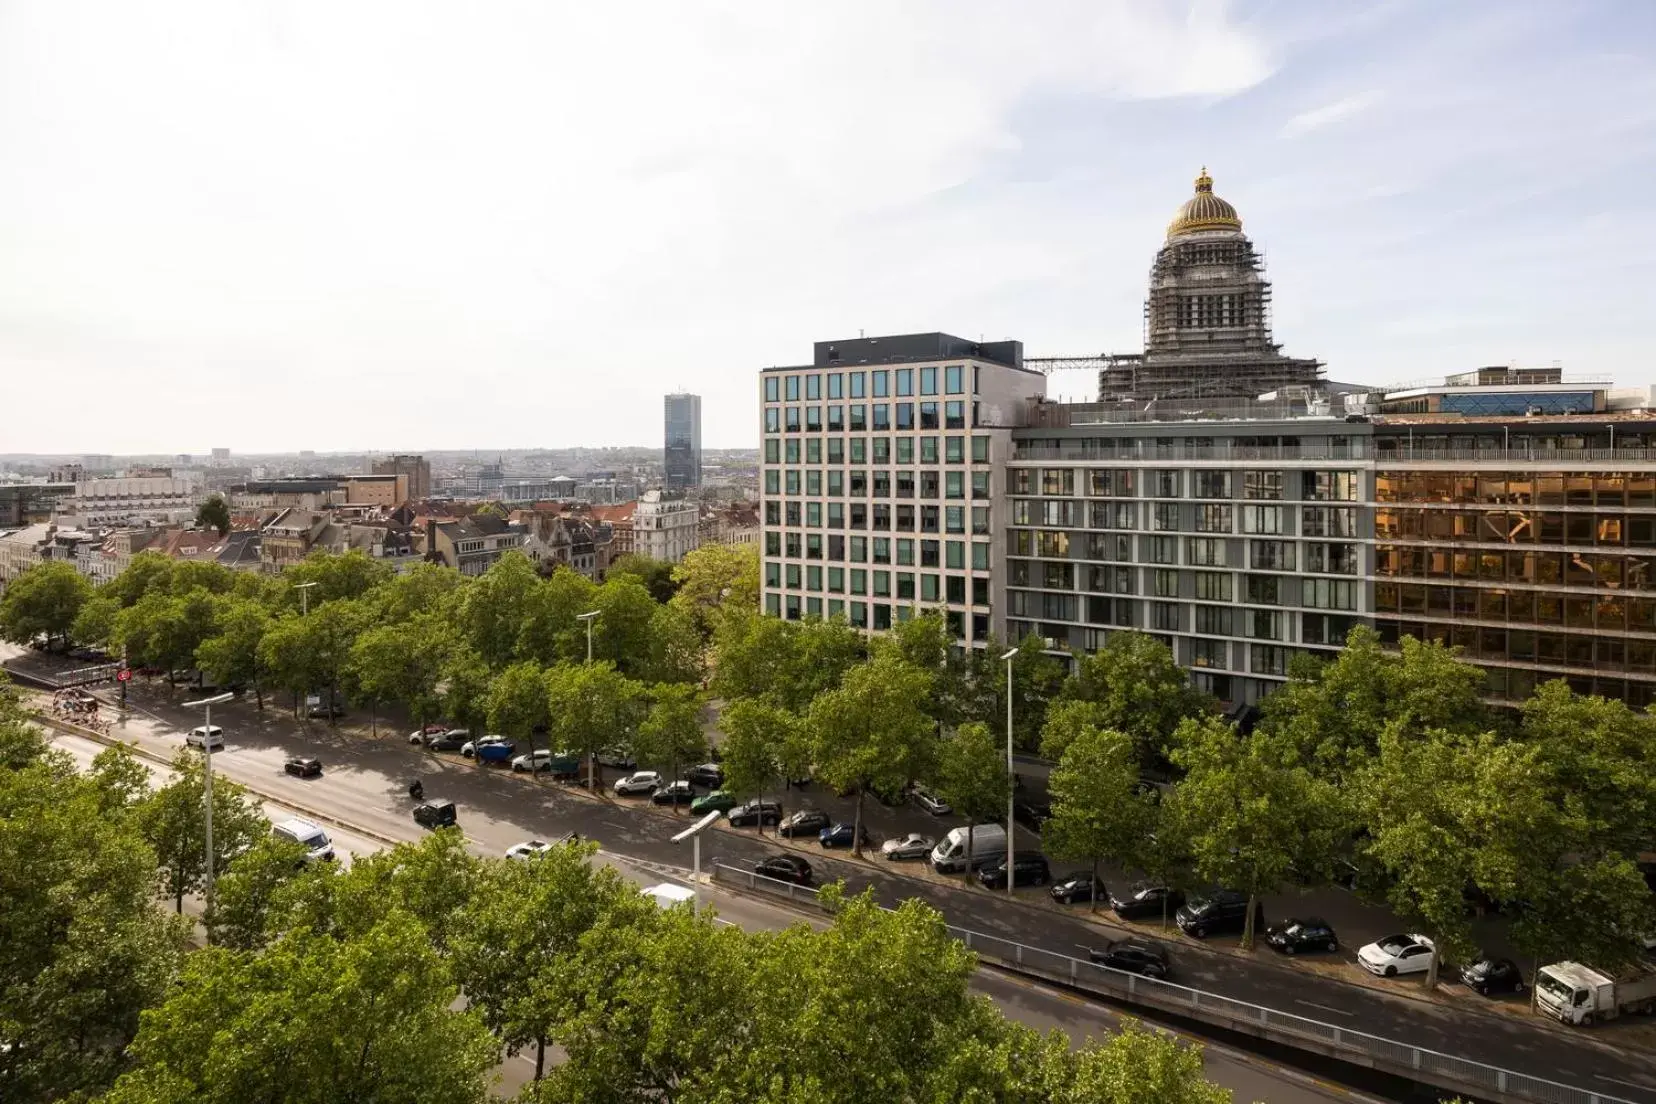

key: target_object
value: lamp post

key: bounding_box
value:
[183,691,234,924]
[293,580,318,616]
[1001,648,1019,900]
[576,610,601,790]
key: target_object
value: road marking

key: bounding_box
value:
[1596,1075,1656,1092]
[1293,1000,1354,1018]
[713,917,736,927]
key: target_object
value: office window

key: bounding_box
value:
[946,472,964,499]
[806,374,821,400]
[1010,468,1034,494]
[1250,541,1294,571]
[921,366,938,395]
[872,471,891,498]
[972,506,990,534]
[945,436,964,463]
[1191,637,1227,668]
[945,401,965,429]
[805,532,822,557]
[1303,506,1357,537]
[806,564,822,591]
[1087,469,1134,496]
[871,437,890,464]
[1302,578,1358,610]
[895,471,915,498]
[765,470,780,495]
[827,405,843,431]
[1153,568,1179,597]
[1149,536,1178,564]
[784,438,801,464]
[946,506,965,533]
[972,471,991,499]
[921,573,940,601]
[849,404,866,431]
[827,503,843,528]
[1196,504,1232,533]
[872,404,890,431]
[847,569,866,595]
[765,561,781,588]
[942,540,963,569]
[1251,645,1290,676]
[786,375,800,401]
[1244,471,1282,499]
[785,470,800,495]
[1153,503,1182,532]
[1194,571,1232,601]
[872,370,889,398]
[765,377,780,402]
[1151,602,1183,632]
[1305,542,1359,575]
[805,438,821,464]
[873,570,891,597]
[921,437,939,464]
[785,563,801,588]
[895,538,915,566]
[872,537,891,564]
[1042,468,1074,495]
[1193,471,1232,499]
[765,593,781,616]
[827,438,844,464]
[1194,604,1233,637]
[765,530,780,555]
[1245,575,1281,604]
[827,470,843,496]
[918,401,938,430]
[896,572,915,600]
[1305,471,1360,502]
[849,437,866,463]
[827,373,843,399]
[972,540,989,571]
[972,435,991,463]
[806,470,822,495]
[765,408,780,432]
[849,503,866,529]
[848,372,865,398]
[1154,470,1181,497]
[1243,505,1284,534]
[765,439,780,463]
[895,368,914,396]
[919,471,939,499]
[785,532,801,557]
[849,536,867,562]
[945,364,964,394]
[1187,537,1226,566]
[1247,609,1284,641]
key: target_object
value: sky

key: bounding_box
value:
[2,0,1654,454]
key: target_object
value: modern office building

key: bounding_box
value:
[665,392,703,490]
[758,332,1048,645]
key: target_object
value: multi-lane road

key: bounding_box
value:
[39,707,1370,1104]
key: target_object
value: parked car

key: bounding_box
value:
[413,801,458,829]
[185,725,224,750]
[881,833,935,861]
[977,854,1051,890]
[819,822,870,849]
[684,762,724,788]
[778,810,830,838]
[911,788,952,816]
[1264,918,1340,955]
[651,781,695,806]
[727,800,783,827]
[512,749,558,773]
[1460,956,1526,997]
[421,730,470,752]
[613,770,663,796]
[1176,889,1262,939]
[1050,872,1101,905]
[1089,940,1170,979]
[597,748,636,770]
[283,756,323,778]
[408,724,448,744]
[1109,883,1185,922]
[461,736,515,760]
[505,833,579,861]
[690,789,737,815]
[305,696,345,719]
[1358,933,1437,978]
[1014,797,1052,831]
[756,854,813,886]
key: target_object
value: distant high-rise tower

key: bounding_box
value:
[664,393,702,490]
[1098,169,1323,403]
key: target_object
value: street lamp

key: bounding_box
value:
[183,691,234,922]
[1001,648,1019,900]
[293,581,318,616]
[576,610,601,790]
[576,610,600,664]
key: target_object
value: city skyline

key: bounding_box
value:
[3,1,1654,454]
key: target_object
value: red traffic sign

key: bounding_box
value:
[116,668,132,682]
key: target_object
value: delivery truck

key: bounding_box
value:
[1535,960,1656,1025]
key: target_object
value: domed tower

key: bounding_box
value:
[1098,169,1323,403]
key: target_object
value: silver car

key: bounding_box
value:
[881,833,935,861]
[911,789,952,816]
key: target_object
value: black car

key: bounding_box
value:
[1013,798,1052,831]
[1089,940,1170,979]
[1050,872,1101,905]
[651,781,695,806]
[755,855,813,885]
[727,800,783,828]
[684,763,724,788]
[778,810,830,838]
[1175,889,1262,939]
[1264,917,1340,955]
[425,732,469,752]
[1460,956,1526,997]
[1109,883,1186,922]
[977,854,1051,890]
[413,801,457,829]
[283,756,323,778]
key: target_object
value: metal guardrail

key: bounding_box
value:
[709,862,1636,1104]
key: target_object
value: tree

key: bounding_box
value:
[1164,716,1345,949]
[101,912,497,1104]
[114,587,220,687]
[1517,679,1656,857]
[194,494,231,536]
[439,643,494,736]
[516,566,597,666]
[1043,726,1154,910]
[136,750,268,914]
[259,598,367,721]
[1056,1019,1232,1104]
[668,541,759,638]
[373,561,464,624]
[641,601,705,685]
[88,743,153,818]
[456,550,540,669]
[451,838,639,1080]
[807,651,935,857]
[195,595,271,710]
[1060,630,1213,770]
[607,552,680,603]
[935,721,1014,884]
[993,633,1067,753]
[0,561,92,649]
[709,610,800,703]
[888,612,977,727]
[1039,698,1111,762]
[0,673,50,769]
[543,660,644,791]
[280,548,394,606]
[1510,856,1656,996]
[717,697,791,831]
[351,612,456,734]
[486,660,549,769]
[71,591,122,650]
[205,835,312,951]
[634,683,708,803]
[0,756,187,1104]
[104,551,175,609]
[256,613,319,715]
[590,574,661,677]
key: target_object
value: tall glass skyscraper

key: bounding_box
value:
[664,392,702,490]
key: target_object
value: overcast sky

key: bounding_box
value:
[3,1,1653,455]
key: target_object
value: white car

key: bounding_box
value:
[881,833,936,861]
[511,749,554,773]
[462,736,512,759]
[911,789,952,816]
[613,770,663,796]
[506,840,554,861]
[186,725,225,750]
[1357,933,1436,978]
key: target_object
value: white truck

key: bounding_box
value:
[1535,960,1656,1025]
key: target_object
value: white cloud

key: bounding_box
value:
[1279,89,1384,137]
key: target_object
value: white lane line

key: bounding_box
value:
[713,918,736,927]
[1293,1000,1354,1018]
[1596,1075,1656,1092]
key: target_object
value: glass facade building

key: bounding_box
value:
[664,393,702,490]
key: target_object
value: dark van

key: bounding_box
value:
[1175,889,1263,939]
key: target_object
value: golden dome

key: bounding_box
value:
[1167,167,1242,238]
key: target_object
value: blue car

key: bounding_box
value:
[818,822,871,849]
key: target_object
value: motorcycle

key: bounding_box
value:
[408,780,424,801]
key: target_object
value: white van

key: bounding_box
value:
[930,823,1007,874]
[272,818,335,863]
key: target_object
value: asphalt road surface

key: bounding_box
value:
[45,714,1372,1104]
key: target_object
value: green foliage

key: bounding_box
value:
[193,494,231,536]
[104,552,175,609]
[135,750,269,914]
[351,612,456,726]
[1165,717,1346,949]
[102,912,497,1104]
[205,835,313,951]
[711,610,866,712]
[114,587,220,680]
[669,542,759,638]
[1060,630,1214,768]
[0,675,50,769]
[88,744,153,818]
[486,660,549,750]
[590,574,661,676]
[642,601,705,685]
[995,633,1067,753]
[935,721,1013,875]
[1518,679,1656,856]
[280,548,394,609]
[543,661,645,788]
[71,591,123,649]
[1044,726,1156,911]
[718,697,793,814]
[0,560,92,648]
[0,753,187,1103]
[633,683,708,787]
[194,595,270,708]
[606,552,680,603]
[372,561,465,624]
[456,550,540,668]
[517,567,599,666]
